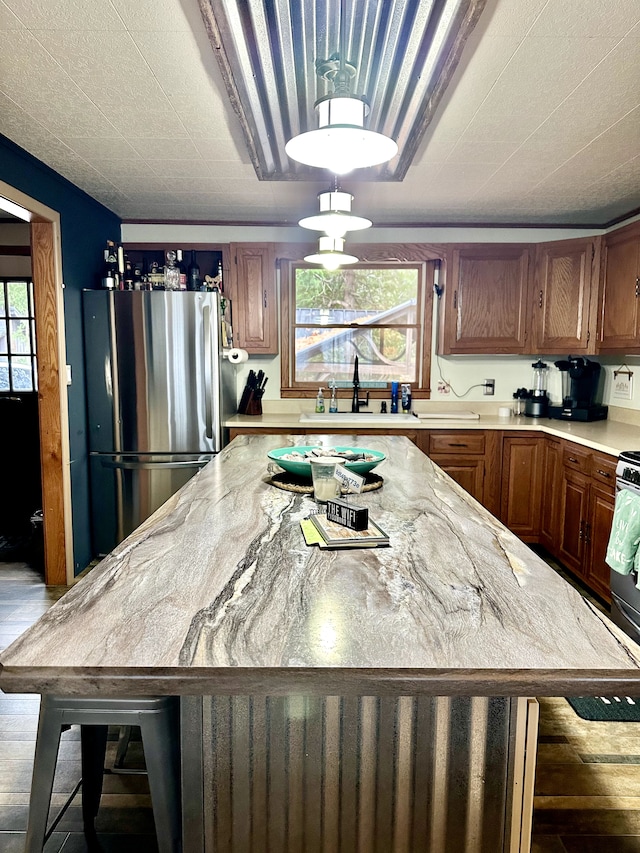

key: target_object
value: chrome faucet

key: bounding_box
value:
[351,355,369,413]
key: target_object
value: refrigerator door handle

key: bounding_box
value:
[203,303,213,440]
[98,455,212,471]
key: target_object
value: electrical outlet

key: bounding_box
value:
[437,380,451,395]
[483,379,495,396]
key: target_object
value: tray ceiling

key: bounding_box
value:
[198,0,485,181]
[0,0,639,226]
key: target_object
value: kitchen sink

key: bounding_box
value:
[299,412,417,424]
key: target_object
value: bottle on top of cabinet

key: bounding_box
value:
[187,250,201,291]
[164,250,180,291]
[176,249,187,291]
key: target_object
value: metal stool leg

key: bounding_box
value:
[114,725,132,768]
[24,696,65,853]
[140,702,181,853]
[80,724,108,833]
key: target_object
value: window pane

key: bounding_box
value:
[0,320,6,354]
[0,357,8,391]
[11,355,33,391]
[32,356,38,391]
[10,318,30,353]
[7,281,29,317]
[0,290,5,318]
[295,268,418,325]
[295,325,417,384]
[31,319,37,354]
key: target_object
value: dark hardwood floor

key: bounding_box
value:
[2,557,640,852]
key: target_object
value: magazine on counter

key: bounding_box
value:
[309,513,390,549]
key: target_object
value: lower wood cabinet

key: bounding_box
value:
[556,448,616,602]
[539,438,562,551]
[500,434,543,541]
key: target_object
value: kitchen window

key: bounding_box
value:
[280,260,432,397]
[0,278,37,392]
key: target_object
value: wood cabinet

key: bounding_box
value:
[428,431,486,508]
[558,444,616,601]
[539,438,562,552]
[439,244,533,354]
[598,221,640,352]
[532,237,599,354]
[500,434,543,541]
[230,243,277,354]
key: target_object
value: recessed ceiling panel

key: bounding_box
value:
[198,0,487,180]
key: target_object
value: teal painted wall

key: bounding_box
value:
[0,133,121,575]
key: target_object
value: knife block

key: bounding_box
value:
[237,386,263,416]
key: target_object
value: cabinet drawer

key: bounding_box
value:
[429,431,485,455]
[562,444,591,474]
[590,453,617,490]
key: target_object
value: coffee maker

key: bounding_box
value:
[548,356,608,422]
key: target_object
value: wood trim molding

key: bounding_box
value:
[31,220,70,585]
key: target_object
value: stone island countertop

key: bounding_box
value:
[1,434,640,697]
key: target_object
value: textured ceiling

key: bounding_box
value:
[0,0,639,226]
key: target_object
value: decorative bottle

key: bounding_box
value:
[176,249,187,291]
[164,250,180,291]
[187,250,200,291]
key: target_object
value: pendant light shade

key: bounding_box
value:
[285,95,398,175]
[299,189,372,238]
[304,236,358,271]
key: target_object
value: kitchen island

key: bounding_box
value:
[2,434,640,852]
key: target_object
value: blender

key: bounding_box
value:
[524,360,549,418]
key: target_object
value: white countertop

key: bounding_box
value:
[225,412,639,457]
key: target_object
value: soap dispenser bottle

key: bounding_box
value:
[329,382,338,413]
[315,387,325,413]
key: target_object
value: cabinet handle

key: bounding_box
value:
[579,520,584,540]
[585,522,591,544]
[263,289,267,308]
[448,443,468,448]
[596,469,611,478]
[539,289,543,308]
[453,290,458,309]
[568,456,578,463]
[636,278,640,298]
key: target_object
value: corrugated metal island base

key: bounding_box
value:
[2,435,639,852]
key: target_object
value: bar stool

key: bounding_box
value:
[25,695,181,853]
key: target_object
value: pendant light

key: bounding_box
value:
[298,184,372,239]
[285,1,397,174]
[304,236,358,271]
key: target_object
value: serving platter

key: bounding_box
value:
[267,446,386,479]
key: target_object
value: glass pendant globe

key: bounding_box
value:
[285,96,397,174]
[304,236,358,270]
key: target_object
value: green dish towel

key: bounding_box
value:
[606,489,640,576]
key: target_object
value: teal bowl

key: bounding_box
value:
[267,446,386,479]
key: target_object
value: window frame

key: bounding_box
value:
[280,257,435,398]
[0,277,37,393]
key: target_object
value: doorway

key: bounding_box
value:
[0,181,72,585]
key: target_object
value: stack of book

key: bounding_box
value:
[301,513,390,549]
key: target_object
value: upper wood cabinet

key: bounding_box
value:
[598,221,640,353]
[439,244,533,354]
[230,243,277,354]
[531,237,600,354]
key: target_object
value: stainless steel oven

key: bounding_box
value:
[610,451,640,643]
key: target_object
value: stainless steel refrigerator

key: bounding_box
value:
[83,290,236,556]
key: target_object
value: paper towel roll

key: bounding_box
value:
[227,347,249,364]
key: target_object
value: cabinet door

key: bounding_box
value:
[231,243,277,354]
[558,469,590,575]
[440,245,532,354]
[500,434,542,541]
[599,225,640,352]
[533,237,598,353]
[539,438,562,553]
[585,484,614,603]
[430,455,485,504]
